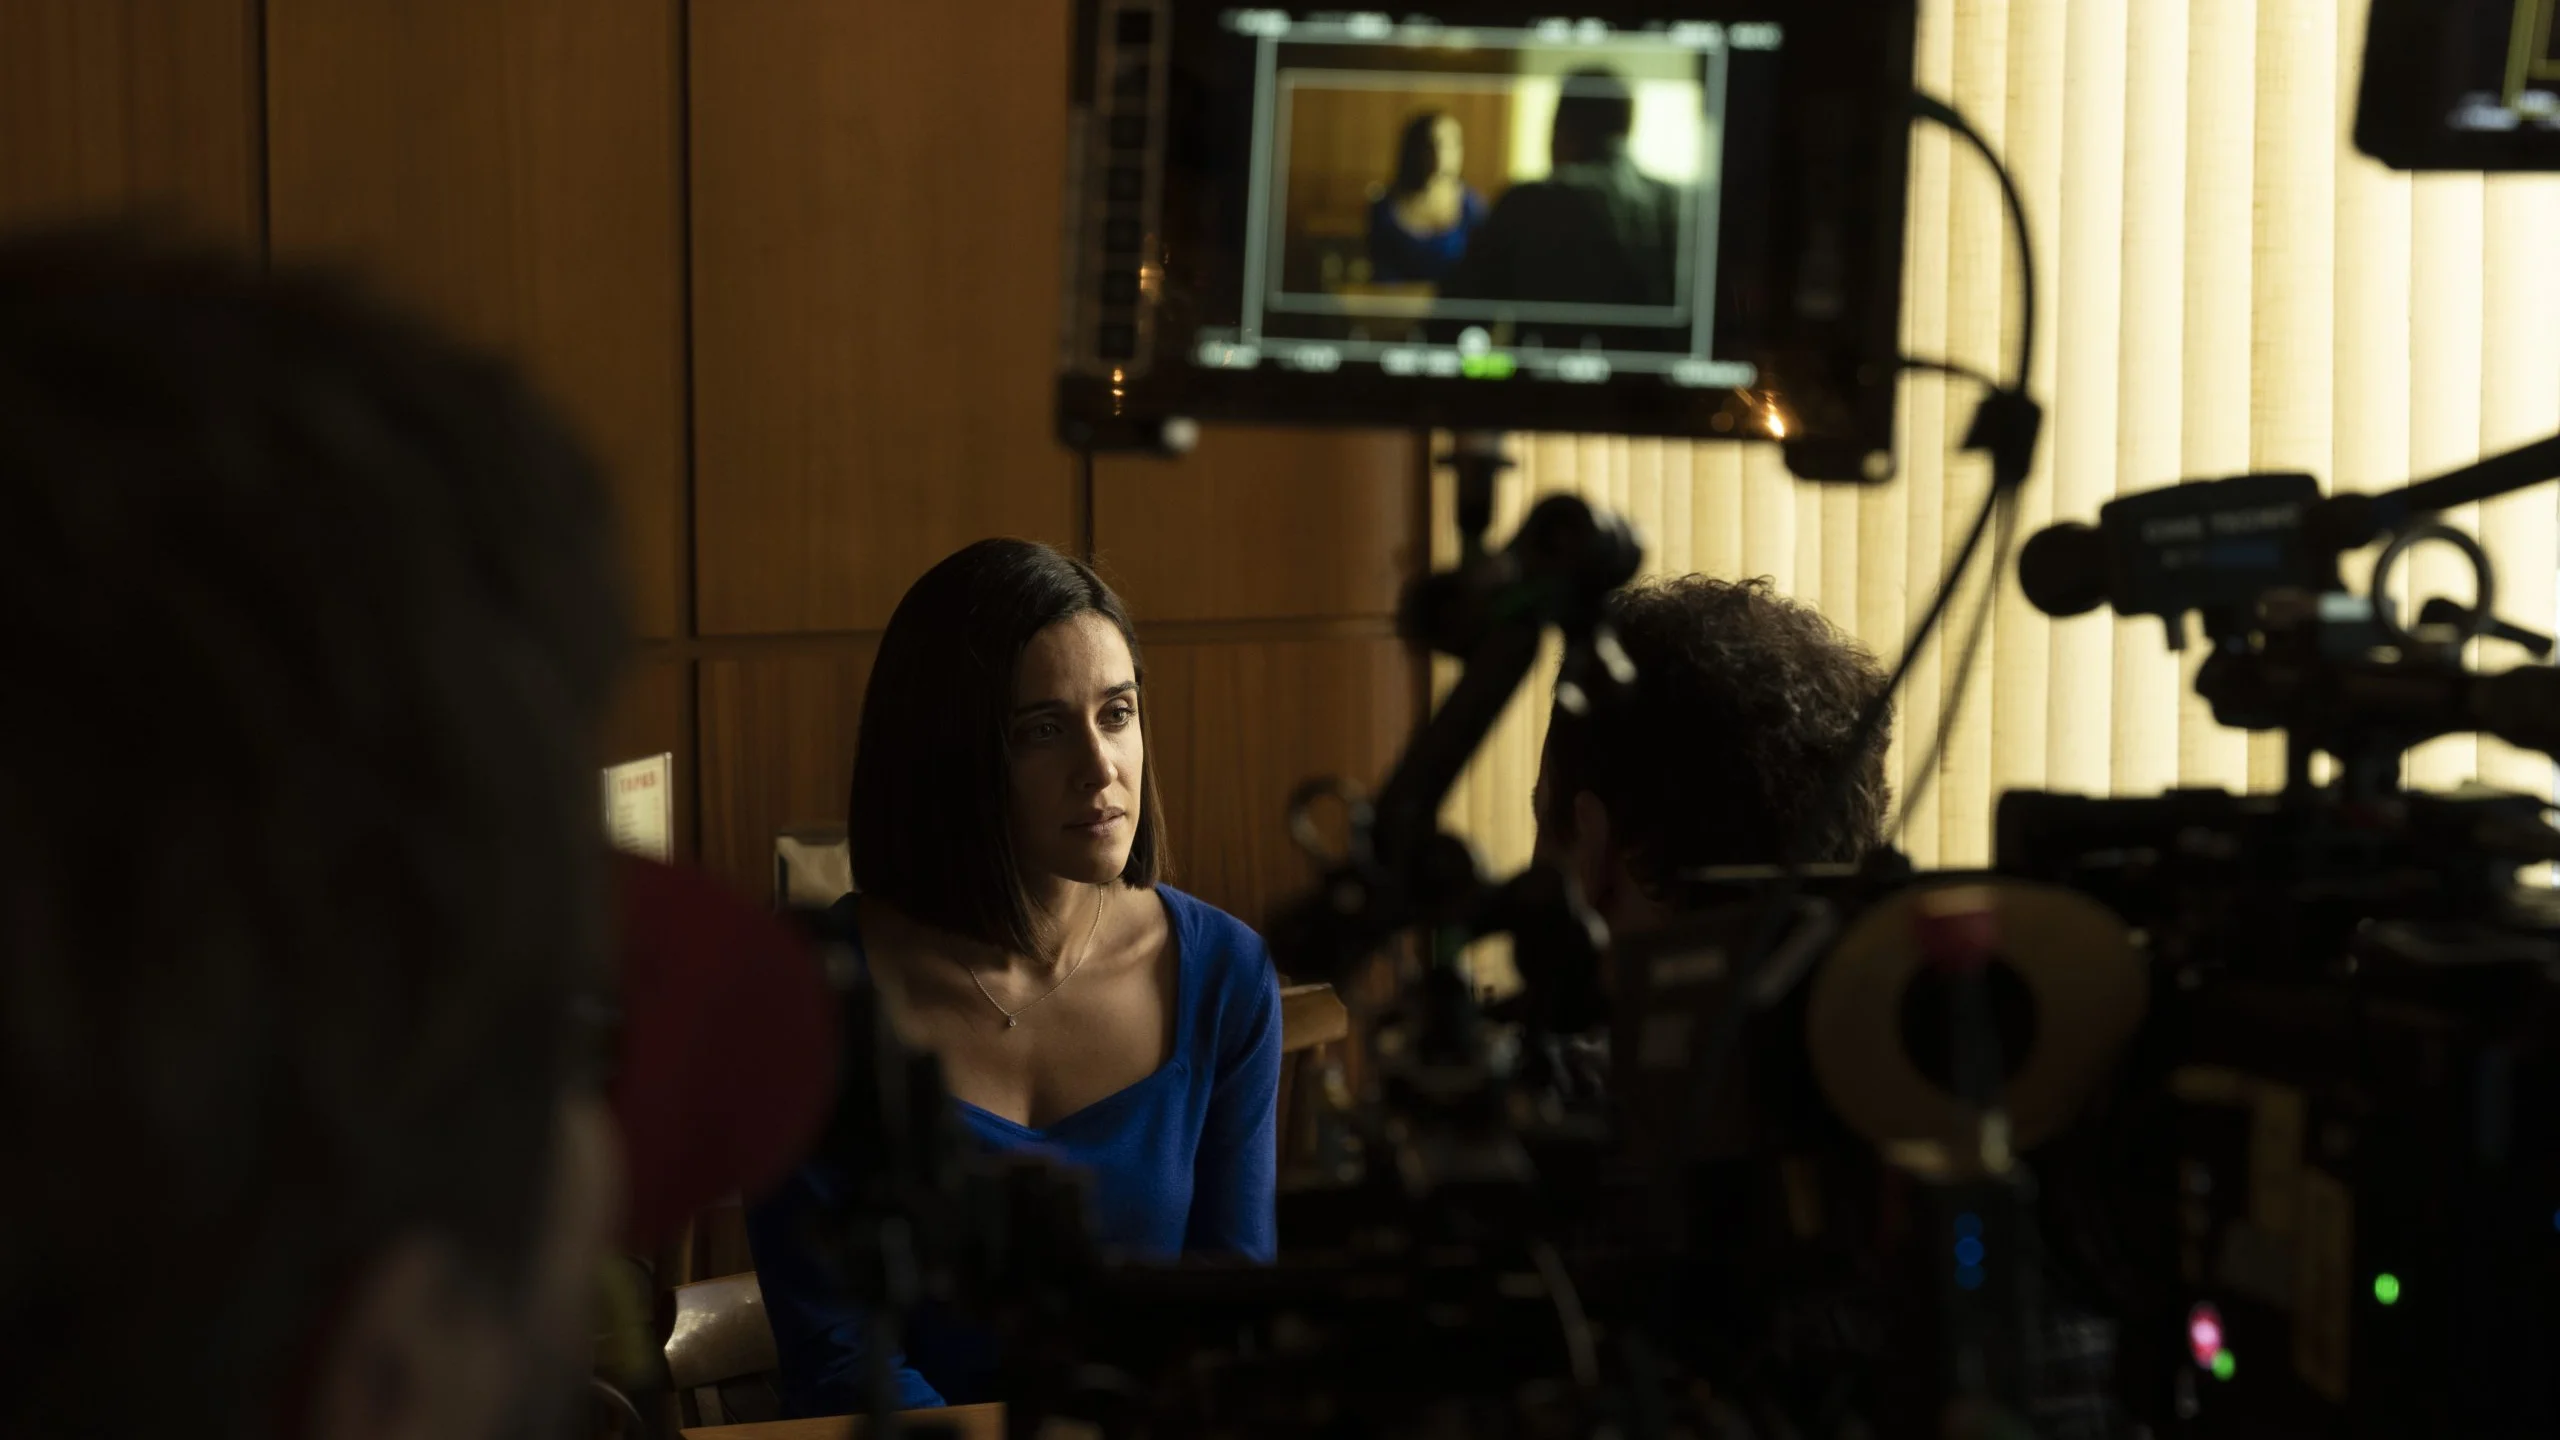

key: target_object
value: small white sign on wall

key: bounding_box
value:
[602,752,674,862]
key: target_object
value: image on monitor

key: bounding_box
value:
[1193,13,1773,393]
[2447,0,2560,133]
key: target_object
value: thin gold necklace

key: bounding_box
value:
[964,888,1105,1029]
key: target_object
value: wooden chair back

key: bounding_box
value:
[773,824,852,912]
[1276,981,1348,1171]
[664,1270,782,1426]
[651,1195,766,1426]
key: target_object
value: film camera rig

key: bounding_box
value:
[800,425,2560,1440]
[1248,424,2560,1440]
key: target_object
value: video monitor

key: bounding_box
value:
[1057,3,1919,480]
[2356,0,2560,170]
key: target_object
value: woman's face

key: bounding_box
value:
[1006,612,1145,889]
[1432,116,1464,177]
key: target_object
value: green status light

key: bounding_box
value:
[2374,1273,2403,1306]
[2211,1350,2236,1381]
[1460,353,1516,380]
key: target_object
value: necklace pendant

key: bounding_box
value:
[1005,1015,1018,1028]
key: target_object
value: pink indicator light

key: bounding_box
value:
[2187,1304,2225,1367]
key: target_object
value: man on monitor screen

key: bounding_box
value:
[1440,69,1684,309]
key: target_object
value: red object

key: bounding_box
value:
[608,854,838,1247]
[1914,888,2001,974]
[2188,1303,2225,1367]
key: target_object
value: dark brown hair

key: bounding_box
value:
[1389,110,1453,198]
[1538,575,1891,890]
[1552,68,1636,162]
[848,538,1166,956]
[0,228,626,1436]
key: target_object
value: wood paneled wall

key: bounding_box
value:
[0,0,1426,935]
[266,0,690,644]
[689,0,1079,638]
[0,0,262,242]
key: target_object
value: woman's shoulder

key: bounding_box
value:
[1153,885,1281,1011]
[1153,887,1281,1063]
[1153,884,1267,963]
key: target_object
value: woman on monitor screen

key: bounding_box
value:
[1367,110,1488,283]
[745,538,1282,1414]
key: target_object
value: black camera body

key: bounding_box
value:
[1995,787,2560,1437]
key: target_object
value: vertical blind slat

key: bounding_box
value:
[2177,0,2259,791]
[2109,0,2190,798]
[2046,0,2126,795]
[1890,0,1962,858]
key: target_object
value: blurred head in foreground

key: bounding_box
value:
[0,229,628,1440]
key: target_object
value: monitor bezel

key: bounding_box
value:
[2354,0,2560,173]
[1057,0,1921,481]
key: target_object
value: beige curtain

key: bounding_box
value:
[1436,0,2560,986]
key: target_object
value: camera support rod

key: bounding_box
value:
[2315,429,2560,551]
[1268,432,1637,1012]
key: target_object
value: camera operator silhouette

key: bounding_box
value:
[1439,68,1683,308]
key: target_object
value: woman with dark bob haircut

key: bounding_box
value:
[747,538,1282,1414]
[1367,109,1486,283]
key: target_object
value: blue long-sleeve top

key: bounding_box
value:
[747,884,1282,1414]
[1367,186,1488,283]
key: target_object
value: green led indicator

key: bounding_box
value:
[2374,1273,2402,1306]
[2211,1350,2236,1381]
[1460,353,1516,380]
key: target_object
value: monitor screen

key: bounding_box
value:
[2357,0,2560,170]
[1203,14,1773,394]
[1058,2,1917,475]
